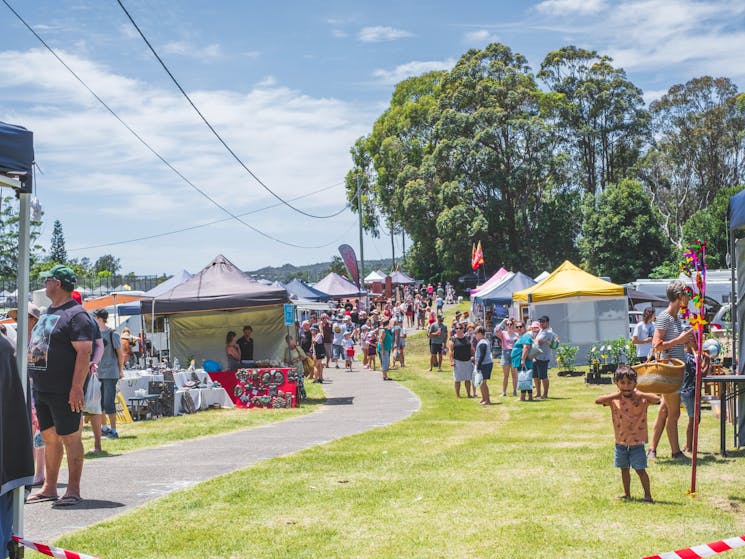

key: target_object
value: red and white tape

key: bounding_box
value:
[643,535,745,558]
[12,535,102,559]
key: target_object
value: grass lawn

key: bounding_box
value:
[51,306,745,559]
[81,380,326,457]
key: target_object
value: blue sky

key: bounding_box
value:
[1,0,744,276]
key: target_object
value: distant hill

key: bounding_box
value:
[248,259,395,283]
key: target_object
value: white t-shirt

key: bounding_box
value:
[633,321,655,358]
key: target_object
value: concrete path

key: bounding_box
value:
[23,365,421,542]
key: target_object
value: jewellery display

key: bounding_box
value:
[227,368,298,409]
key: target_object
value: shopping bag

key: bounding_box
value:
[302,356,315,377]
[472,366,483,388]
[517,368,533,392]
[83,373,102,414]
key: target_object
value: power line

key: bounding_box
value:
[1,0,353,250]
[69,181,345,251]
[115,0,348,220]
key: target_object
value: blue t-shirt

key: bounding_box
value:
[28,300,93,394]
[97,327,122,380]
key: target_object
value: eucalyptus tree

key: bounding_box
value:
[539,46,649,195]
[432,43,569,275]
[346,71,446,280]
[640,76,745,249]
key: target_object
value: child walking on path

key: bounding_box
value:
[595,366,660,503]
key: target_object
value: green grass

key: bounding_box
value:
[51,306,745,558]
[81,381,325,457]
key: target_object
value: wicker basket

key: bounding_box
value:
[632,357,685,394]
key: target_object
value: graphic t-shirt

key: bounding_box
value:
[28,300,93,394]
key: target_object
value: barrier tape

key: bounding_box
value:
[643,535,745,558]
[12,535,102,559]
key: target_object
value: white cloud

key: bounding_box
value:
[464,29,499,44]
[372,59,456,85]
[536,0,607,15]
[332,29,348,39]
[0,48,370,273]
[357,26,413,43]
[162,41,222,60]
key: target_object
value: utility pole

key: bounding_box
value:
[391,224,396,269]
[357,174,365,279]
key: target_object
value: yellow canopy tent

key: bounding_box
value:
[513,260,624,302]
[512,261,628,366]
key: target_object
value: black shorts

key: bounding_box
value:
[34,390,81,437]
[430,342,443,355]
[480,362,493,380]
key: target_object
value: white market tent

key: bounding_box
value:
[513,261,628,365]
[364,270,387,283]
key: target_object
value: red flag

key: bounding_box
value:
[473,241,484,270]
[471,243,477,270]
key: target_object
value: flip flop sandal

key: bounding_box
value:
[26,493,59,504]
[52,495,83,507]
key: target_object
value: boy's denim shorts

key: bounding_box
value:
[681,391,696,418]
[614,443,647,470]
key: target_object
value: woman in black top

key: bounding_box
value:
[449,323,474,398]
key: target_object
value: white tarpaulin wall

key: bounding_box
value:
[518,296,627,366]
[166,305,286,368]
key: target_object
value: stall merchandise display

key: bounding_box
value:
[208,368,299,408]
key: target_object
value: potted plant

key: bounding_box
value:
[556,344,580,376]
[585,345,601,383]
[621,337,637,366]
[599,342,614,374]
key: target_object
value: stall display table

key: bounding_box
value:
[208,368,299,408]
[119,369,233,416]
[128,394,161,420]
[702,375,745,456]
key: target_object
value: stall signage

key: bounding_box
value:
[283,303,295,326]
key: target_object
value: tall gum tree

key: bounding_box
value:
[433,43,567,274]
[640,76,745,249]
[539,46,649,196]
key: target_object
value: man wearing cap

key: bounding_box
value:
[534,315,556,399]
[27,265,93,507]
[92,308,123,444]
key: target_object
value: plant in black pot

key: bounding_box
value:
[556,344,580,376]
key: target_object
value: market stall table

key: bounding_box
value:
[128,394,161,420]
[118,369,233,416]
[702,374,745,456]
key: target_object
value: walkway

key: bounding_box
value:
[23,365,421,541]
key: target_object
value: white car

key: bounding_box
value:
[628,310,643,338]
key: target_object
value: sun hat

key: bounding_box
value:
[40,264,77,286]
[8,302,41,321]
